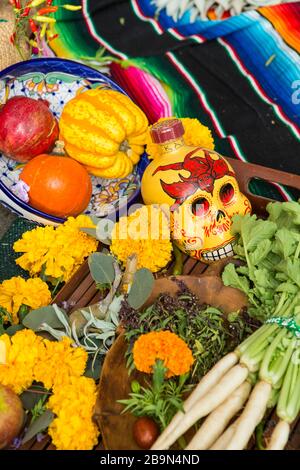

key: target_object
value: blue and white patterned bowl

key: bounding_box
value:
[0,58,147,225]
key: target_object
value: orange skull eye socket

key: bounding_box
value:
[191,197,210,217]
[220,183,235,205]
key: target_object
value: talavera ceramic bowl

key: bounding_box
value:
[0,58,148,225]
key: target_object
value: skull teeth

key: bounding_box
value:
[202,242,234,262]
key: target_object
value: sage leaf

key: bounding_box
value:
[22,410,54,444]
[22,306,68,331]
[20,388,48,410]
[128,268,154,310]
[88,253,115,285]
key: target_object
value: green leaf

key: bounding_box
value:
[283,259,300,287]
[84,354,103,380]
[22,409,54,445]
[253,268,277,289]
[231,214,277,252]
[267,201,300,228]
[222,263,250,295]
[88,253,115,285]
[22,305,68,331]
[20,388,48,410]
[233,244,246,258]
[127,268,154,310]
[5,324,24,336]
[273,228,298,259]
[249,239,272,266]
[19,304,30,322]
[276,282,299,295]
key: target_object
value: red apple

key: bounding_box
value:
[0,96,59,163]
[0,385,24,449]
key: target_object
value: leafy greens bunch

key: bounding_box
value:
[222,201,300,322]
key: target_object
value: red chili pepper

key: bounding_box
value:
[20,7,31,17]
[10,33,16,45]
[15,0,21,8]
[37,6,58,15]
[29,18,38,33]
[48,33,59,42]
[46,0,53,4]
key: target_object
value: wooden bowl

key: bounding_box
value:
[93,271,247,450]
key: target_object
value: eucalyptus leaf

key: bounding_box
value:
[22,410,54,444]
[88,253,115,285]
[22,305,68,331]
[128,268,154,310]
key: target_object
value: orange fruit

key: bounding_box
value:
[20,154,92,218]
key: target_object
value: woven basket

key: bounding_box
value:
[0,2,30,71]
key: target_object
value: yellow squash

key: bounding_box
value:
[59,88,148,179]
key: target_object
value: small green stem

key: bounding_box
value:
[259,328,287,383]
[277,360,299,423]
[273,292,288,316]
[294,239,300,260]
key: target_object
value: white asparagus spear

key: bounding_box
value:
[151,352,238,449]
[267,420,290,450]
[186,381,252,450]
[152,363,248,450]
[210,418,240,450]
[226,380,272,450]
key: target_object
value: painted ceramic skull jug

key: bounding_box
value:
[141,119,252,263]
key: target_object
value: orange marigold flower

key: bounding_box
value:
[133,330,194,378]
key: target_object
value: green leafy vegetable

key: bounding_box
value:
[222,201,300,321]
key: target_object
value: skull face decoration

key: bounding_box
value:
[152,148,252,263]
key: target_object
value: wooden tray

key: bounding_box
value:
[17,158,300,451]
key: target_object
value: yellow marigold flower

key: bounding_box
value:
[133,330,194,378]
[0,277,51,324]
[146,117,215,160]
[34,337,88,390]
[14,215,98,282]
[0,330,43,393]
[48,376,99,450]
[110,205,172,272]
